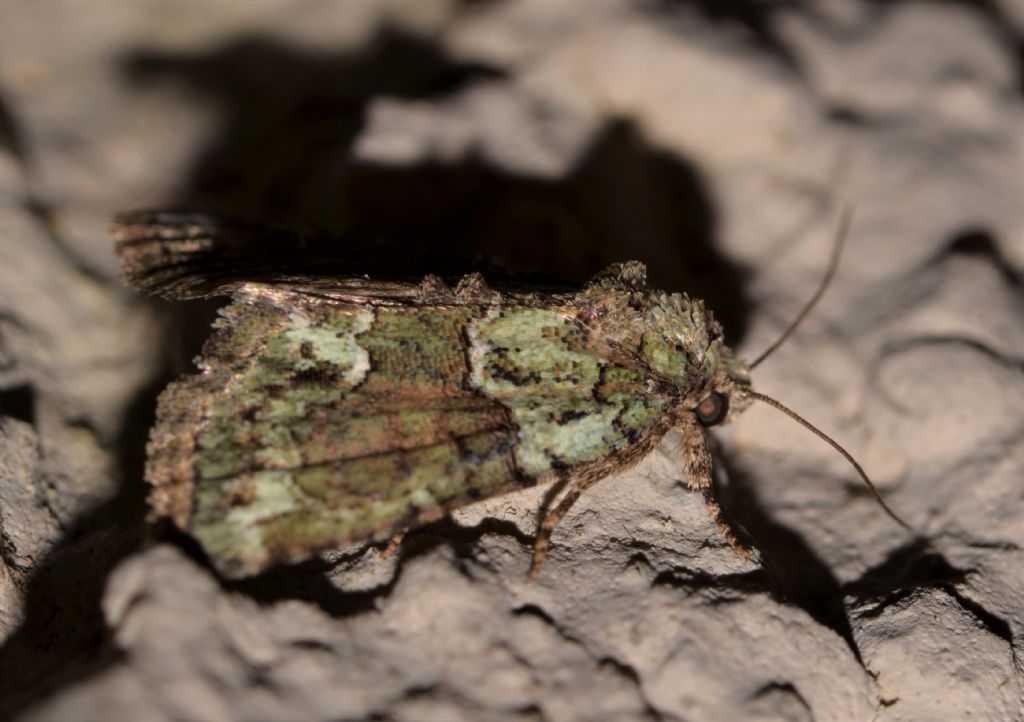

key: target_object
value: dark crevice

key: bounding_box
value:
[0,383,36,426]
[825,103,889,129]
[622,551,657,576]
[518,586,662,720]
[965,540,1021,552]
[598,656,665,722]
[597,654,642,684]
[941,585,1014,646]
[651,565,767,600]
[510,601,587,650]
[517,602,663,720]
[408,514,537,555]
[749,681,812,716]
[945,227,1024,289]
[650,0,807,77]
[0,85,30,165]
[512,603,559,627]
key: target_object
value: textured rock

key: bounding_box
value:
[1,1,1021,720]
[0,419,58,638]
[852,587,1022,722]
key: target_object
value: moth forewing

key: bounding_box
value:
[116,210,905,579]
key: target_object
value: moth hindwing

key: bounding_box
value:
[115,211,753,578]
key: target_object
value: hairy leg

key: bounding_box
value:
[379,531,406,559]
[678,413,752,560]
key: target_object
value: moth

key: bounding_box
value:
[114,210,909,579]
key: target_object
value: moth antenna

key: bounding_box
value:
[749,206,853,370]
[745,389,912,532]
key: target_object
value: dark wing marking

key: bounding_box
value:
[113,210,442,301]
[112,210,593,305]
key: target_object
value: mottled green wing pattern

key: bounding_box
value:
[151,290,514,576]
[468,307,667,475]
[148,287,667,577]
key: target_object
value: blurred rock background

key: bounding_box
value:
[0,1,1021,720]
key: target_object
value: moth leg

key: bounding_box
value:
[700,490,753,561]
[379,531,406,560]
[678,414,753,560]
[534,475,570,530]
[529,474,601,580]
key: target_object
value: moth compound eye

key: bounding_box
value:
[695,392,729,427]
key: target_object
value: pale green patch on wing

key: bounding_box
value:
[514,401,623,475]
[284,307,373,383]
[193,469,302,570]
[468,307,602,394]
[468,307,665,476]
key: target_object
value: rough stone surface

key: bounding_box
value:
[1,1,1021,720]
[0,418,59,638]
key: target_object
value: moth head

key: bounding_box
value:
[690,344,753,428]
[638,292,752,426]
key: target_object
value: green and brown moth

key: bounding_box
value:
[114,210,909,579]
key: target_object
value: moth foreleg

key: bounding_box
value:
[678,414,753,561]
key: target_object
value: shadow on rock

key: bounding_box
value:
[843,538,1013,644]
[226,516,535,616]
[122,28,750,340]
[713,451,864,661]
[121,28,502,230]
[844,538,965,597]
